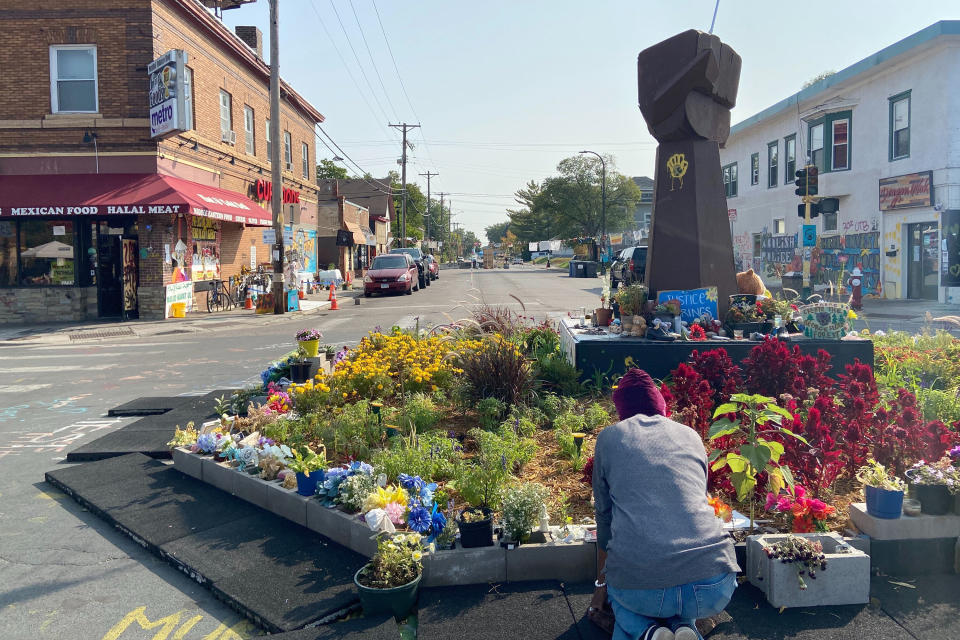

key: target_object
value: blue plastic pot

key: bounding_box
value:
[865,485,904,519]
[296,470,322,496]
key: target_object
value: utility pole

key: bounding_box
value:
[389,123,420,247]
[419,171,437,249]
[438,192,448,260]
[269,0,284,314]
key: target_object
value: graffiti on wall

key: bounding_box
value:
[812,231,881,295]
[732,232,751,271]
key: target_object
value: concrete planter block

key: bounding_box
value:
[422,544,507,587]
[348,518,380,558]
[263,481,308,527]
[505,541,596,583]
[232,471,271,510]
[306,501,356,548]
[171,447,203,481]
[850,502,960,540]
[202,458,237,495]
[747,532,870,608]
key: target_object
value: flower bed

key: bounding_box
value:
[169,314,960,575]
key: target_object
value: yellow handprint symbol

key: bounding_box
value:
[666,153,689,191]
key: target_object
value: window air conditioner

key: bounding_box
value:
[285,162,293,171]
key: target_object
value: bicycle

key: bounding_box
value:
[207,279,236,313]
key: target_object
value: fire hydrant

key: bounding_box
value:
[848,265,863,311]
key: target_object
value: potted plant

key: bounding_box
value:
[724,300,772,336]
[295,328,322,358]
[288,346,311,383]
[615,284,646,330]
[434,517,458,551]
[906,456,957,515]
[501,482,549,547]
[456,460,506,548]
[354,532,423,618]
[286,445,326,496]
[856,459,906,519]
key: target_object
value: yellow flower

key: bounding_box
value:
[847,309,858,320]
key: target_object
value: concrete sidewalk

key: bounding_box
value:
[0,288,363,344]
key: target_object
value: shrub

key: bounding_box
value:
[458,336,534,406]
[371,430,463,482]
[318,401,381,461]
[399,392,442,432]
[502,483,549,541]
[689,348,742,406]
[469,427,535,474]
[511,404,548,429]
[583,402,613,431]
[513,322,560,360]
[476,397,507,430]
[534,353,582,396]
[741,337,833,400]
[500,415,537,438]
[554,410,587,434]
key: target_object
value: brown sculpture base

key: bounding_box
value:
[645,139,738,317]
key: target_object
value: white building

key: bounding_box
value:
[720,20,960,303]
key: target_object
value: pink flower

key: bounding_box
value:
[777,496,793,512]
[765,492,778,511]
[794,485,806,500]
[384,501,406,525]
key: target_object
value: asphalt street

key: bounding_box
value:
[0,265,599,640]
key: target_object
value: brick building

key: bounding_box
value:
[317,178,394,278]
[0,0,326,322]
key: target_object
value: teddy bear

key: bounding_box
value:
[736,268,772,298]
[632,316,647,337]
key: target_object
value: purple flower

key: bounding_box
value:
[407,505,431,533]
[399,474,424,492]
[950,445,960,461]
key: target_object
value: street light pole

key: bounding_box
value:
[269,0,284,313]
[579,150,606,274]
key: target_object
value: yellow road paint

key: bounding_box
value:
[103,607,255,640]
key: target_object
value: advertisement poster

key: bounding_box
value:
[122,238,138,312]
[148,50,188,138]
[189,217,219,281]
[164,281,194,318]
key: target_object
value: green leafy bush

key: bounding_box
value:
[554,410,587,434]
[583,402,613,431]
[538,392,576,423]
[371,430,463,482]
[315,401,381,461]
[399,392,443,432]
[535,353,582,396]
[512,404,548,429]
[500,415,537,438]
[502,483,549,542]
[476,397,507,430]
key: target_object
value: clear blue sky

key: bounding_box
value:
[220,1,958,238]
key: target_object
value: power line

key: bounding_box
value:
[348,0,399,121]
[315,126,396,195]
[328,0,392,124]
[307,0,395,142]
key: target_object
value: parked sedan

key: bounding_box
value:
[610,245,648,290]
[425,254,440,280]
[389,247,430,288]
[363,254,419,296]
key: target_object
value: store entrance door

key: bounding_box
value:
[97,233,123,317]
[907,222,939,300]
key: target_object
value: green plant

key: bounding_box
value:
[213,394,232,417]
[371,431,463,482]
[615,284,647,316]
[286,445,326,476]
[338,472,377,513]
[513,324,561,360]
[583,402,613,432]
[538,392,575,422]
[554,410,587,434]
[583,362,614,397]
[708,393,805,530]
[511,404,548,429]
[476,397,507,430]
[400,392,443,432]
[471,426,535,474]
[500,415,537,438]
[357,532,423,589]
[855,459,906,492]
[434,517,458,547]
[230,385,266,416]
[554,490,572,533]
[535,353,582,396]
[458,337,534,406]
[501,483,549,542]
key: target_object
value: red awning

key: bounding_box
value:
[0,173,273,226]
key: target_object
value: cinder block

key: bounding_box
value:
[306,500,356,548]
[348,518,379,558]
[505,541,596,583]
[232,471,270,510]
[171,447,203,481]
[264,481,307,527]
[850,502,960,540]
[201,458,236,495]
[422,545,507,587]
[747,532,870,608]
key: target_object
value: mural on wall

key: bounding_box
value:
[812,231,881,295]
[732,231,751,271]
[760,234,799,279]
[288,227,317,274]
[943,211,960,287]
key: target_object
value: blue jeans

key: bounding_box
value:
[607,572,737,640]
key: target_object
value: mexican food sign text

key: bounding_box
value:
[148,50,189,138]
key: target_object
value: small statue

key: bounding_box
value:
[848,265,864,311]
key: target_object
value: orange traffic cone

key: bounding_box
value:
[244,288,254,309]
[328,283,335,301]
[329,285,339,310]
[298,282,305,300]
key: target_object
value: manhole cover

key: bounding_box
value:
[68,327,136,341]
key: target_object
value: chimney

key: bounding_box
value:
[234,26,263,58]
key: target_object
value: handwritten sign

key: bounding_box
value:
[656,286,718,323]
[164,281,194,318]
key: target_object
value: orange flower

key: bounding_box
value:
[707,495,733,523]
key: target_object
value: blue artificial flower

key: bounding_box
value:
[196,433,218,454]
[358,461,374,475]
[419,482,437,508]
[407,505,431,533]
[398,474,424,492]
[430,510,447,536]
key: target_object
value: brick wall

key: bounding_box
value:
[0,287,98,324]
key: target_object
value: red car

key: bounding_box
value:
[425,254,440,280]
[363,254,419,296]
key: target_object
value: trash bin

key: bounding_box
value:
[583,261,598,278]
[569,261,577,277]
[170,302,186,318]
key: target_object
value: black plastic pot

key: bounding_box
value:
[725,321,773,336]
[289,362,310,383]
[458,508,494,548]
[913,484,952,515]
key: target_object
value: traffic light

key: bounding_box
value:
[797,202,820,219]
[794,168,808,197]
[807,165,818,196]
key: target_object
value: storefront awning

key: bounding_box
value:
[0,173,273,226]
[344,221,368,245]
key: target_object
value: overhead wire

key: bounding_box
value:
[328,0,393,125]
[348,0,399,121]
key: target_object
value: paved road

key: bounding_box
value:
[0,266,598,640]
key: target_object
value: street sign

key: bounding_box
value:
[262,229,276,244]
[802,225,817,247]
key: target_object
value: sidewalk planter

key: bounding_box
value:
[746,533,870,608]
[912,484,952,515]
[295,471,321,497]
[354,567,421,618]
[298,339,320,358]
[458,508,494,548]
[289,362,310,383]
[864,485,904,519]
[171,447,203,481]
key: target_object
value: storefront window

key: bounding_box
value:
[0,221,15,286]
[19,220,75,286]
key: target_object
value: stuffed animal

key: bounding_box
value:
[736,268,772,297]
[632,316,647,337]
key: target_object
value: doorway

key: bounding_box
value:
[97,233,123,317]
[907,222,939,300]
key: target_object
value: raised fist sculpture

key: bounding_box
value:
[637,30,741,144]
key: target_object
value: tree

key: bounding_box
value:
[507,180,555,245]
[388,171,427,242]
[537,155,641,239]
[315,158,348,180]
[485,221,511,245]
